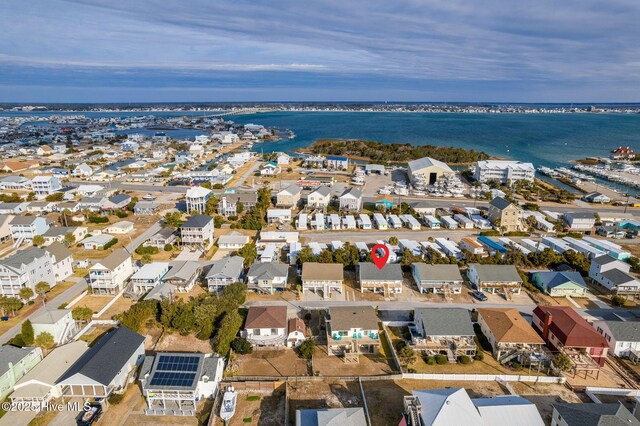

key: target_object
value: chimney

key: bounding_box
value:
[542,311,553,340]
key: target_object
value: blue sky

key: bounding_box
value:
[1,0,640,102]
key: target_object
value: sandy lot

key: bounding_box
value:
[313,346,397,376]
[287,380,362,422]
[230,350,310,377]
[216,387,286,426]
[155,332,213,353]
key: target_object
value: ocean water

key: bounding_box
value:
[229,112,640,169]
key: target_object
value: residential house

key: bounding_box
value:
[276,185,302,208]
[103,193,132,211]
[73,163,94,177]
[134,201,160,215]
[88,249,134,295]
[0,346,43,400]
[488,197,522,232]
[296,408,366,426]
[610,146,636,160]
[246,262,289,294]
[185,186,212,214]
[0,248,55,298]
[339,188,362,211]
[243,305,288,348]
[459,237,485,255]
[532,306,608,366]
[0,176,31,191]
[206,256,244,292]
[358,262,403,295]
[403,388,544,426]
[266,208,292,224]
[307,186,332,209]
[477,308,546,365]
[592,320,640,358]
[217,231,250,250]
[44,242,74,282]
[180,215,215,248]
[0,202,28,215]
[31,175,62,196]
[9,216,50,242]
[82,234,114,250]
[589,255,640,294]
[105,220,134,234]
[160,261,201,293]
[531,271,587,297]
[130,262,170,294]
[276,153,291,165]
[260,161,281,176]
[0,215,14,242]
[301,262,344,299]
[145,227,177,249]
[374,196,394,210]
[563,212,595,232]
[78,197,108,212]
[412,263,463,294]
[287,318,306,348]
[467,264,523,295]
[42,226,87,246]
[139,353,224,416]
[31,309,78,345]
[10,341,88,405]
[326,156,349,170]
[325,306,380,356]
[551,403,640,426]
[26,201,56,214]
[411,308,476,359]
[56,327,145,399]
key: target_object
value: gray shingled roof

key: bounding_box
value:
[593,255,619,266]
[469,264,523,283]
[108,193,131,204]
[44,241,72,262]
[340,187,362,199]
[181,214,213,228]
[413,263,463,282]
[407,157,452,174]
[0,346,37,376]
[553,403,640,426]
[247,262,289,280]
[205,256,244,279]
[0,248,48,271]
[489,196,513,210]
[359,263,403,281]
[415,308,474,337]
[56,327,144,386]
[31,309,71,325]
[94,249,131,270]
[311,186,332,197]
[601,321,640,343]
[602,269,637,286]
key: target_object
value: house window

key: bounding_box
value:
[254,329,261,336]
[271,328,277,334]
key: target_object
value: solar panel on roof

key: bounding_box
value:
[149,372,196,387]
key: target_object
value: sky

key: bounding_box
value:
[1,0,640,103]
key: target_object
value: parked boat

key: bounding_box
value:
[220,386,237,422]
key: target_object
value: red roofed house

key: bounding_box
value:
[286,317,306,348]
[532,306,608,367]
[610,146,636,160]
[243,305,287,348]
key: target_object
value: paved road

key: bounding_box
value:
[299,229,478,244]
[0,221,162,345]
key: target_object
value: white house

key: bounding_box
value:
[589,255,640,294]
[593,320,640,358]
[246,263,289,293]
[31,175,62,196]
[339,188,362,211]
[474,160,535,184]
[0,248,56,298]
[185,186,212,215]
[130,262,170,294]
[307,186,332,209]
[217,231,250,250]
[88,249,134,295]
[105,221,134,235]
[180,215,215,248]
[44,242,73,282]
[287,318,306,348]
[205,256,244,293]
[31,309,78,345]
[9,216,50,242]
[243,305,287,348]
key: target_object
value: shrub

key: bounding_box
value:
[511,361,522,370]
[102,238,118,250]
[459,355,471,364]
[114,210,129,218]
[246,395,260,401]
[164,244,174,252]
[230,337,253,354]
[474,351,485,361]
[426,356,436,365]
[135,246,159,256]
[88,215,109,224]
[108,393,125,405]
[298,338,316,360]
[479,230,500,236]
[435,355,448,365]
[611,294,626,307]
[395,340,407,351]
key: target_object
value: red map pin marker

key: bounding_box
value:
[371,244,390,270]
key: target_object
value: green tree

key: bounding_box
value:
[163,211,184,228]
[45,193,64,202]
[141,253,152,264]
[388,236,399,245]
[318,249,334,263]
[72,306,94,322]
[627,256,640,273]
[611,294,626,307]
[398,345,417,366]
[21,319,35,346]
[114,300,158,332]
[194,304,218,340]
[19,287,34,301]
[236,202,245,214]
[295,247,317,265]
[171,301,196,335]
[400,248,422,267]
[214,310,243,355]
[35,282,50,304]
[231,337,253,354]
[237,242,257,267]
[0,296,23,317]
[218,282,247,315]
[34,332,55,350]
[298,338,316,360]
[554,353,572,371]
[27,192,36,201]
[32,235,45,246]
[63,232,76,247]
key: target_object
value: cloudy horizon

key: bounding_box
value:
[2,0,640,102]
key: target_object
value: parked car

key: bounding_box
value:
[471,290,488,301]
[76,404,102,426]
